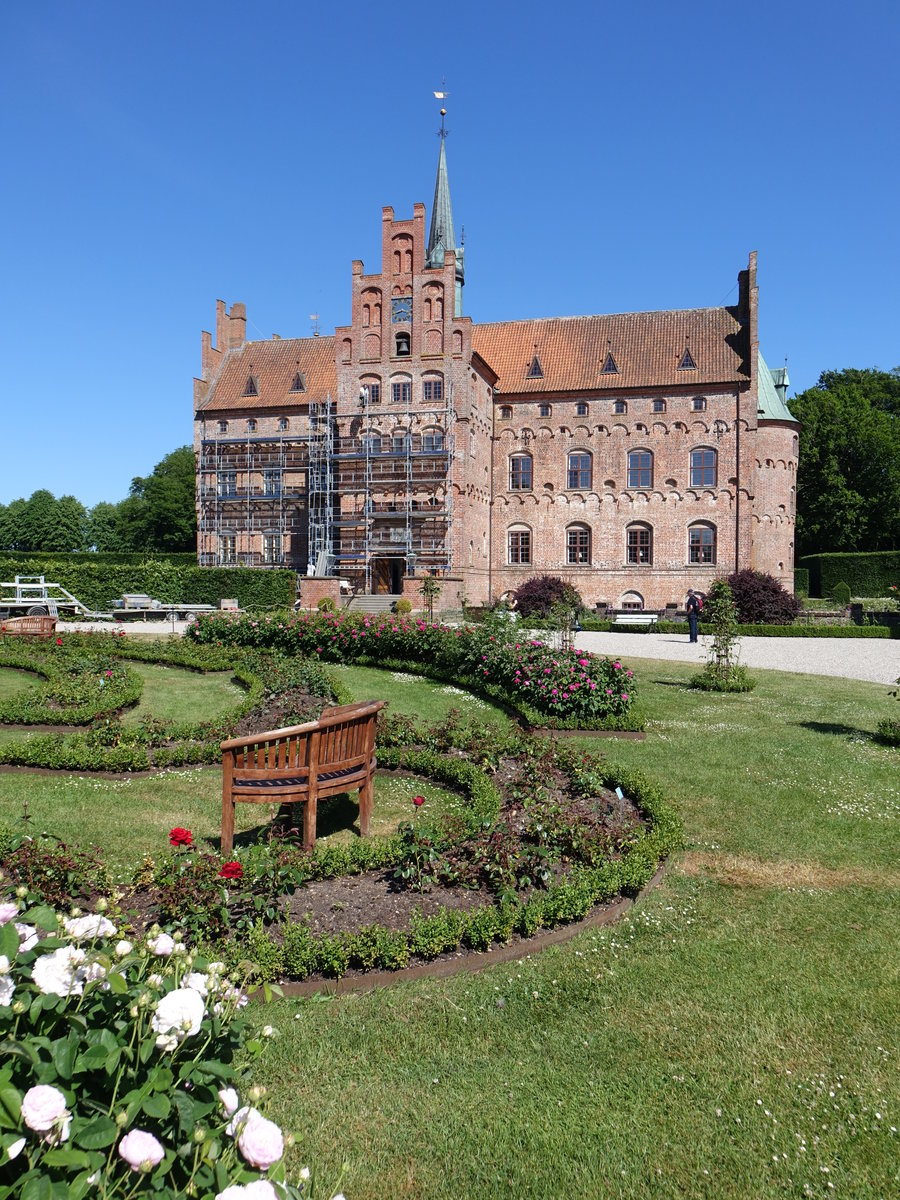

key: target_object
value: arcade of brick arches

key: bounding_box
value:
[193,122,797,613]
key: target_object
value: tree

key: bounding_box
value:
[117,447,197,553]
[87,502,123,552]
[789,367,900,555]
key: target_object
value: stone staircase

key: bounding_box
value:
[346,593,400,614]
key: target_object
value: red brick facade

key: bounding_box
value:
[194,185,797,611]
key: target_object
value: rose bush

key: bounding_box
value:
[0,891,339,1198]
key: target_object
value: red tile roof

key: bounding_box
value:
[197,337,337,412]
[471,308,748,395]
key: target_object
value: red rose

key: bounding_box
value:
[169,827,193,847]
[412,795,425,807]
[219,861,243,880]
[56,637,63,646]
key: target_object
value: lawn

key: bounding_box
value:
[1,652,898,1197]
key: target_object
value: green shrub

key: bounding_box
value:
[393,598,412,615]
[793,567,810,597]
[831,581,852,606]
[317,596,337,613]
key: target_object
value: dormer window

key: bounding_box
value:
[678,347,698,371]
[601,352,618,374]
[243,375,258,397]
[526,354,544,379]
[395,332,411,357]
[290,372,305,392]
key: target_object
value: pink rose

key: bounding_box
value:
[21,1085,69,1134]
[237,1113,284,1169]
[119,1129,165,1172]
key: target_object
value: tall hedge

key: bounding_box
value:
[799,551,900,598]
[0,551,198,567]
[0,558,296,611]
[793,568,809,598]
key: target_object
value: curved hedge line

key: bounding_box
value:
[0,641,143,725]
[188,611,643,730]
[220,749,681,982]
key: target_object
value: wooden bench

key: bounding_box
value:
[0,615,58,639]
[219,700,385,854]
[611,613,659,628]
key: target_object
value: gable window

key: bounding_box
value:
[567,524,591,564]
[627,450,653,489]
[626,524,652,565]
[243,375,258,397]
[692,396,707,411]
[652,399,666,413]
[278,417,289,431]
[567,452,592,489]
[678,348,698,371]
[500,406,513,420]
[423,379,443,402]
[508,527,532,564]
[601,352,618,374]
[576,401,589,416]
[690,447,717,488]
[290,372,305,392]
[613,400,627,415]
[391,381,410,405]
[539,403,552,418]
[689,524,716,564]
[526,354,544,379]
[509,454,532,491]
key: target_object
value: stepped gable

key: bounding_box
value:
[471,307,748,394]
[197,336,337,412]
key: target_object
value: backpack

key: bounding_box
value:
[696,596,703,612]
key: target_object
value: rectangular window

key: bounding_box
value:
[567,528,590,564]
[365,383,381,404]
[692,397,707,412]
[392,381,411,404]
[363,436,382,455]
[627,451,653,489]
[509,456,532,490]
[576,402,589,416]
[652,399,666,413]
[423,380,443,402]
[689,527,716,564]
[220,534,236,564]
[218,471,237,498]
[392,435,409,454]
[508,529,531,564]
[422,432,444,452]
[262,533,281,564]
[218,421,228,434]
[539,404,551,417]
[262,469,281,497]
[567,454,591,489]
[690,449,717,488]
[627,527,652,565]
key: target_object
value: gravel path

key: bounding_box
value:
[573,630,900,685]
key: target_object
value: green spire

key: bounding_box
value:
[426,118,465,315]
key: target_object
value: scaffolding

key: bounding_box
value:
[330,382,455,593]
[307,394,334,574]
[196,422,309,568]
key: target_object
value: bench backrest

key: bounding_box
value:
[222,700,385,780]
[1,616,57,638]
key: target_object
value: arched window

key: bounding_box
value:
[500,406,513,421]
[626,523,652,565]
[567,452,592,489]
[619,591,644,611]
[790,487,796,516]
[688,523,716,564]
[391,429,409,454]
[361,377,382,405]
[627,449,653,489]
[363,304,371,326]
[690,447,717,488]
[566,524,591,565]
[423,298,432,321]
[395,332,410,357]
[422,428,444,453]
[507,525,532,564]
[390,377,410,405]
[509,454,532,491]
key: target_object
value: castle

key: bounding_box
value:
[193,126,797,612]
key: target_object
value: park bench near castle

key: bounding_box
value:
[219,700,385,854]
[0,615,58,639]
[611,612,659,628]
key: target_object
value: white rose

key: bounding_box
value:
[151,987,205,1040]
[115,940,133,957]
[147,973,164,988]
[243,1183,280,1199]
[15,924,38,952]
[237,1113,284,1170]
[155,1032,179,1053]
[218,1087,240,1116]
[0,902,19,925]
[215,1188,248,1200]
[31,946,87,997]
[64,914,116,941]
[226,1105,257,1138]
[21,1085,71,1143]
[0,976,15,1007]
[0,955,9,975]
[118,1128,165,1172]
[185,972,209,996]
[147,932,175,957]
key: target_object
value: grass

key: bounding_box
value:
[121,662,246,726]
[329,663,512,728]
[0,666,37,702]
[2,652,899,1196]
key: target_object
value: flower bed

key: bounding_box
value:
[0,640,143,725]
[187,612,642,731]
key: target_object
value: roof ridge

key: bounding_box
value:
[474,306,736,327]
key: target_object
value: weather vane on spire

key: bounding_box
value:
[433,78,449,138]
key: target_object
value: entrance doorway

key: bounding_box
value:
[372,558,406,595]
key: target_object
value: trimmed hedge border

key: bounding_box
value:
[594,620,893,638]
[217,747,682,984]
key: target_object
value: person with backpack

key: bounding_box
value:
[685,589,702,643]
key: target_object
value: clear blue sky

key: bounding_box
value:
[2,0,897,508]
